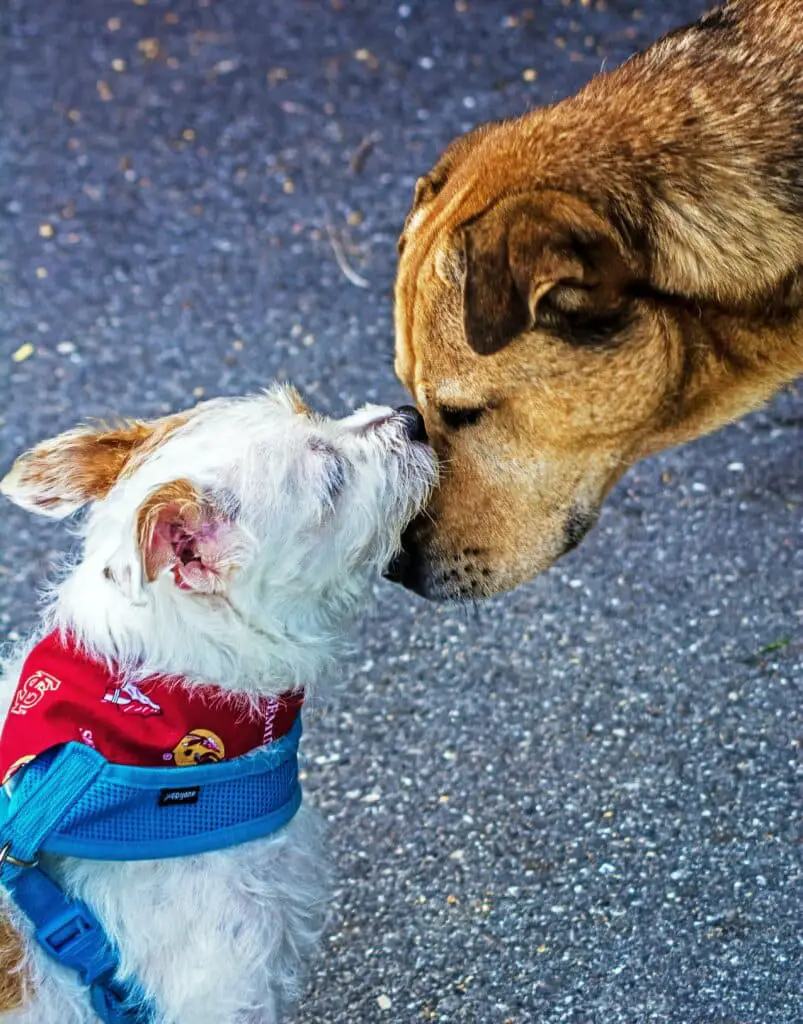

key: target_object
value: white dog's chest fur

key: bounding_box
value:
[3,811,327,1024]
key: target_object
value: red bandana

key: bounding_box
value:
[0,632,303,785]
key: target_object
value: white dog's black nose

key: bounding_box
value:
[395,406,428,444]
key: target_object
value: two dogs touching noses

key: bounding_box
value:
[3,0,803,1019]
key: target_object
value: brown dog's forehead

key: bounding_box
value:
[395,119,544,395]
[394,250,492,411]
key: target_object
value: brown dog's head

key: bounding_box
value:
[392,126,659,598]
[391,102,802,599]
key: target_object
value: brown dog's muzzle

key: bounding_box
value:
[386,503,599,601]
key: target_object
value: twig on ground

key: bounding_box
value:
[350,131,381,175]
[324,217,370,289]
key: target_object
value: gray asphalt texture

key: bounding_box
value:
[0,1,801,1022]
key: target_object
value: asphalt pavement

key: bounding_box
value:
[0,1,800,1022]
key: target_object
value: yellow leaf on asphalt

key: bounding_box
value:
[12,343,35,363]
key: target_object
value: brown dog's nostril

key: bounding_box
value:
[395,405,428,444]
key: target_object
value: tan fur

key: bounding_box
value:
[393,0,803,599]
[0,916,24,1011]
[0,414,190,516]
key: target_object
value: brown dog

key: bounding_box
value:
[392,0,803,600]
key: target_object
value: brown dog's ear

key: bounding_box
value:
[461,192,634,356]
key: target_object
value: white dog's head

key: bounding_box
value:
[1,387,436,689]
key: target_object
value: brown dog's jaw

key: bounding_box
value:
[387,525,499,601]
[393,0,803,598]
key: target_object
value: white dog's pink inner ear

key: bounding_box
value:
[136,480,236,592]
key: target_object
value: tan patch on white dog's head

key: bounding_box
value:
[285,386,310,416]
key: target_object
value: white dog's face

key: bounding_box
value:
[1,387,436,666]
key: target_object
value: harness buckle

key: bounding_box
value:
[0,840,38,874]
[36,906,118,984]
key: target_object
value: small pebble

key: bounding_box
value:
[137,38,160,60]
[377,994,392,1011]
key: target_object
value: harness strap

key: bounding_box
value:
[6,866,151,1024]
[0,743,104,865]
[0,744,155,1023]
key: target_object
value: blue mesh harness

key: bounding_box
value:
[0,715,302,1023]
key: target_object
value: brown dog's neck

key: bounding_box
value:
[504,2,803,310]
[640,284,803,458]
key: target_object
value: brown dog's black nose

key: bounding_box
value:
[395,405,428,444]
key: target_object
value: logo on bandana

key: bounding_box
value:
[10,671,61,716]
[103,680,162,717]
[168,729,226,767]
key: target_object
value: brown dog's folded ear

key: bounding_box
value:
[460,191,634,355]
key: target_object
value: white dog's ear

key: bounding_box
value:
[135,480,244,595]
[0,421,157,519]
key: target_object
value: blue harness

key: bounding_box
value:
[0,716,302,1023]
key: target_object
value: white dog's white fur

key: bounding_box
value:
[0,386,435,1023]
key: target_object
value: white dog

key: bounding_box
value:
[0,387,435,1023]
